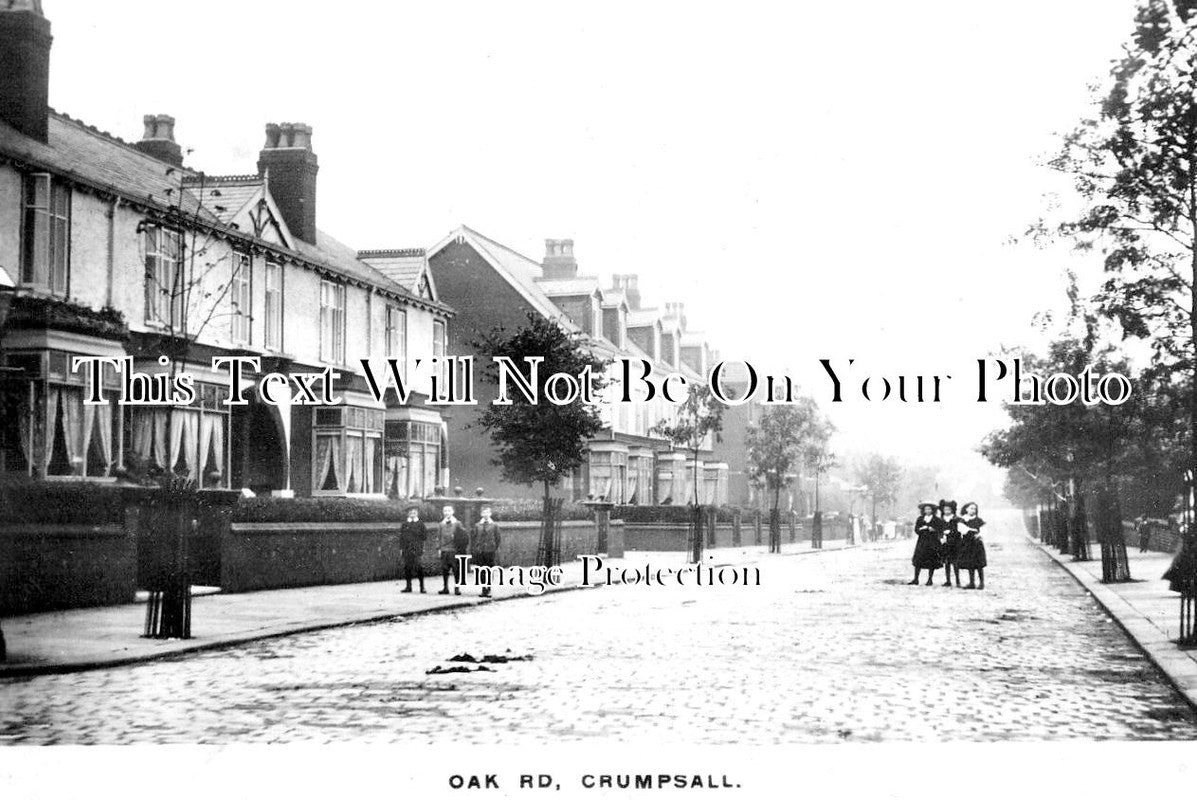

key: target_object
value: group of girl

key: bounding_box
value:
[910,499,987,589]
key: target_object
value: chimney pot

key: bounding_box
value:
[258,120,319,243]
[134,113,183,166]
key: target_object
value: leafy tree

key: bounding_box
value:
[1040,0,1197,473]
[746,399,821,552]
[652,383,725,508]
[651,383,724,561]
[854,454,903,535]
[805,416,838,519]
[472,313,608,566]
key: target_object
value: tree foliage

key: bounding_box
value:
[1043,0,1197,468]
[652,383,724,506]
[854,454,903,520]
[472,314,608,492]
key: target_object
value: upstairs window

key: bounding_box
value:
[319,279,346,364]
[230,252,251,344]
[21,173,70,294]
[145,227,184,328]
[386,305,407,363]
[264,260,283,350]
[433,319,447,359]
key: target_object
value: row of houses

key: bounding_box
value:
[0,1,760,509]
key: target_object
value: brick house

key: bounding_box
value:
[0,1,453,499]
[427,225,733,505]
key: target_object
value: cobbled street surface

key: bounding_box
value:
[3,510,1196,744]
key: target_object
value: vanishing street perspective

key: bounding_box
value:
[6,0,1197,749]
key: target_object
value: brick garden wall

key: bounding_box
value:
[0,524,137,614]
[221,519,614,593]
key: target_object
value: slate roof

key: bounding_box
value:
[535,276,603,297]
[0,111,213,218]
[0,111,451,314]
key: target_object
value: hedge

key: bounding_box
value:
[0,480,594,525]
[614,504,744,524]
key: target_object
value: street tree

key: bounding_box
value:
[473,313,608,568]
[1041,0,1197,475]
[652,383,724,561]
[854,454,902,539]
[746,398,821,553]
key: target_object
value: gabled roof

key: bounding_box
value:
[358,248,439,302]
[535,276,603,297]
[183,174,293,248]
[627,308,664,329]
[602,288,628,310]
[428,225,579,330]
[298,232,452,316]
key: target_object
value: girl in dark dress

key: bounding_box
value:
[909,501,944,586]
[939,499,961,587]
[956,501,987,590]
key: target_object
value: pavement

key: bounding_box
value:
[3,512,1195,744]
[0,537,853,677]
[1037,541,1197,708]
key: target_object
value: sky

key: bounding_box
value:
[41,0,1141,495]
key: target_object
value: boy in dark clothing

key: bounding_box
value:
[471,506,501,598]
[437,504,470,595]
[399,506,428,593]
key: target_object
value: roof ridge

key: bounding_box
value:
[459,224,543,270]
[357,247,426,258]
[186,173,262,184]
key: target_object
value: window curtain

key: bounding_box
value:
[168,409,199,480]
[17,386,31,466]
[81,401,113,476]
[316,434,341,491]
[133,409,169,469]
[627,471,639,505]
[344,435,362,493]
[198,412,225,484]
[363,436,377,494]
[42,386,59,475]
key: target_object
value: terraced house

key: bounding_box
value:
[0,1,452,499]
[427,226,732,506]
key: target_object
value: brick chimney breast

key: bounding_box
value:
[0,0,52,142]
[257,121,319,244]
[542,238,579,280]
[134,113,183,166]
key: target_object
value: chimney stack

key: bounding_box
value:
[0,1,52,142]
[542,238,578,280]
[134,114,183,166]
[612,274,641,310]
[664,301,687,329]
[257,122,319,244]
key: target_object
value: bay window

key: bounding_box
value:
[124,382,229,488]
[383,418,444,499]
[313,406,384,496]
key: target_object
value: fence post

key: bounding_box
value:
[732,508,742,547]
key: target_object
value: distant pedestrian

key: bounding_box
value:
[956,501,987,590]
[471,506,502,598]
[1135,516,1150,553]
[939,499,961,587]
[437,505,469,595]
[399,505,428,594]
[909,501,944,586]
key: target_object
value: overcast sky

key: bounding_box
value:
[43,0,1139,492]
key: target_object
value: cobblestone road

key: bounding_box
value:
[3,510,1196,744]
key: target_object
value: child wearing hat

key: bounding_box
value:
[910,500,945,586]
[939,499,961,587]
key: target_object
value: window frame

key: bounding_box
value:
[230,251,252,345]
[20,172,71,295]
[144,226,185,329]
[319,279,346,364]
[264,259,283,351]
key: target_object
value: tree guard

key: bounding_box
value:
[1096,488,1131,583]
